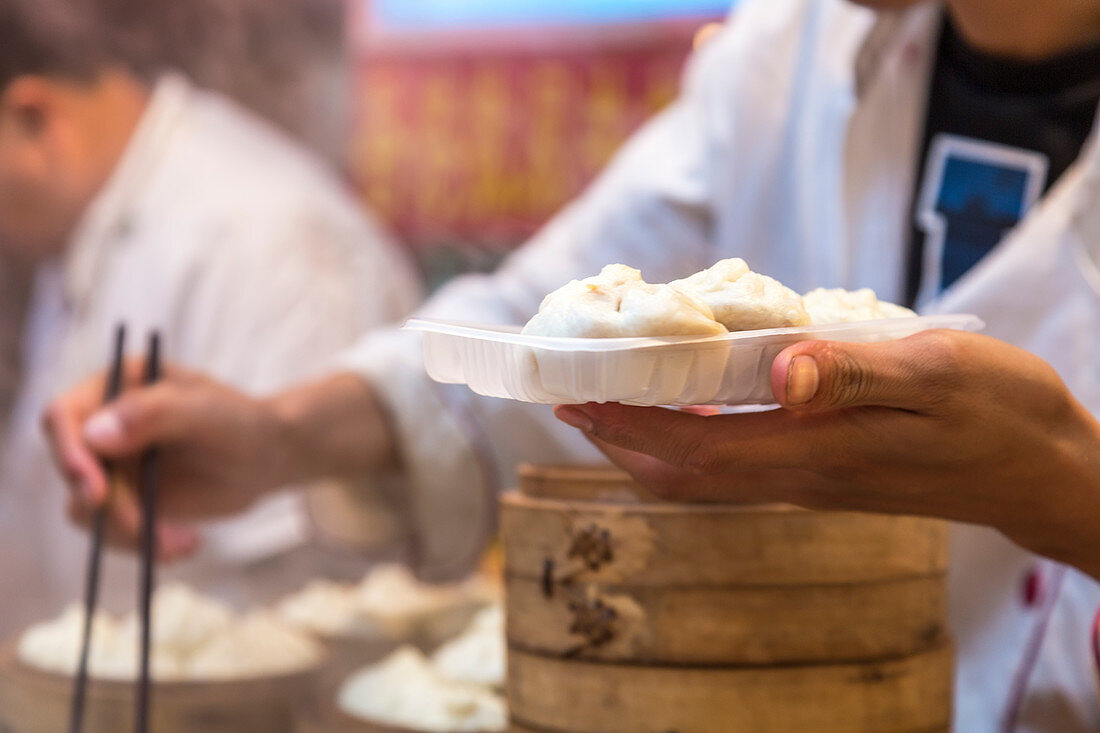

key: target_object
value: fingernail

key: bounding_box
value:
[555,406,594,432]
[787,355,820,405]
[84,410,123,445]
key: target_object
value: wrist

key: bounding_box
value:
[1018,410,1100,581]
[262,389,322,487]
[262,373,399,485]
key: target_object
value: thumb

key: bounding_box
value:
[82,384,187,457]
[771,332,955,412]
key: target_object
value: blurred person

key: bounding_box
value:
[0,0,419,633]
[43,0,1100,729]
[147,0,349,164]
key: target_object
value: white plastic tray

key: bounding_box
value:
[406,315,985,407]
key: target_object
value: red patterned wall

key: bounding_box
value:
[350,19,714,252]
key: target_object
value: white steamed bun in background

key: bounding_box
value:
[803,288,916,325]
[431,605,505,689]
[16,604,146,681]
[670,258,811,331]
[522,264,728,338]
[274,579,366,637]
[338,647,507,732]
[275,564,495,642]
[186,612,321,680]
[118,582,232,658]
[17,583,319,681]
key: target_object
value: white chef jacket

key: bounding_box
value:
[0,75,420,632]
[342,1,1100,729]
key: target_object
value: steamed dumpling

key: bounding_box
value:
[275,579,366,637]
[118,583,232,658]
[17,585,318,681]
[432,605,504,688]
[17,605,119,678]
[523,265,727,338]
[339,648,507,732]
[670,259,811,331]
[803,288,916,324]
[186,612,321,679]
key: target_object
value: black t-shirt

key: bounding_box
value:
[905,17,1100,307]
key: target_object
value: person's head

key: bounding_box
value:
[0,0,158,262]
[850,0,1100,57]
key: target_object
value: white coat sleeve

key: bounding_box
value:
[173,201,421,563]
[339,28,738,580]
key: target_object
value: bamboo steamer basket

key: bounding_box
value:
[0,642,316,733]
[503,467,948,665]
[503,465,953,732]
[507,645,954,733]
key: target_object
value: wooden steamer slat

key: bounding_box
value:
[507,645,954,733]
[0,643,315,733]
[502,492,948,587]
[505,574,947,665]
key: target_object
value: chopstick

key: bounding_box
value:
[69,324,127,733]
[135,331,161,733]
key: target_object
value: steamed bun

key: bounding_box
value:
[276,564,494,643]
[431,605,505,689]
[17,585,318,681]
[670,258,811,331]
[16,604,185,681]
[803,288,916,325]
[120,583,232,657]
[186,612,320,680]
[522,265,727,338]
[338,648,507,732]
[17,605,118,678]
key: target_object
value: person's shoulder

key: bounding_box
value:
[141,86,408,280]
[682,0,876,123]
[167,86,367,230]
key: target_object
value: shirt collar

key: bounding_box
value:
[852,2,943,99]
[62,73,192,312]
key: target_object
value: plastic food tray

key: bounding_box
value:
[406,315,984,407]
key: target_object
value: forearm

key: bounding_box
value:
[1017,412,1100,582]
[265,372,399,487]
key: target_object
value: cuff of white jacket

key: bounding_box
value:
[331,327,497,581]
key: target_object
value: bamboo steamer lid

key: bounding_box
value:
[507,644,954,733]
[502,491,947,587]
[0,642,316,733]
[505,573,946,665]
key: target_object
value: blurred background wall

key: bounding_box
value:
[152,0,732,285]
[352,0,731,287]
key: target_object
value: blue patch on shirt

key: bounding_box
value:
[934,157,1030,288]
[916,135,1048,300]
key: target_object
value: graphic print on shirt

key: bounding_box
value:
[914,134,1048,307]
